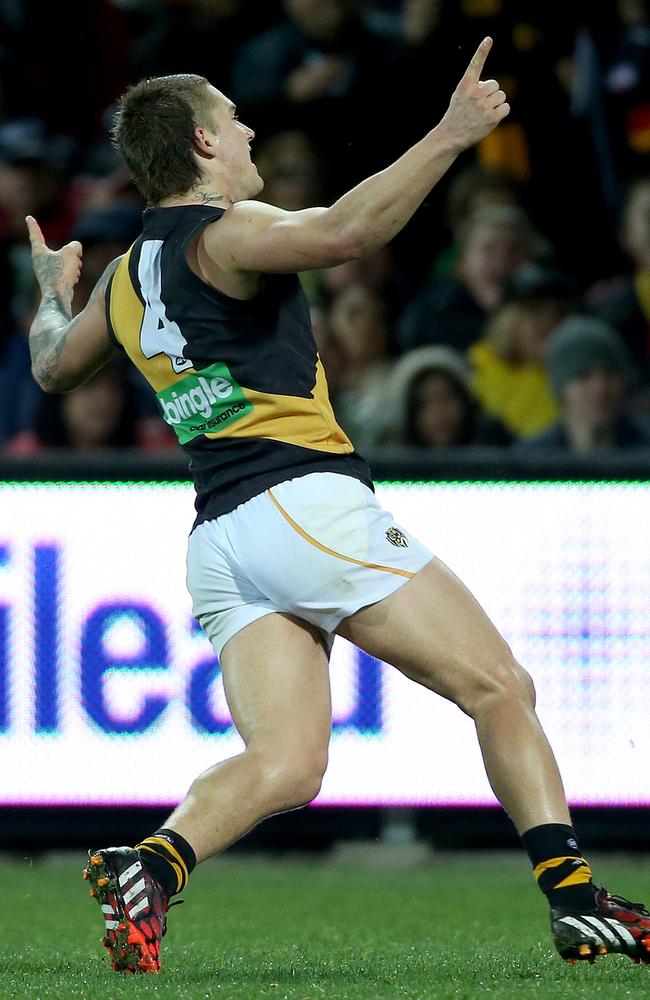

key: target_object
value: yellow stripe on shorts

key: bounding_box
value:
[266,488,415,580]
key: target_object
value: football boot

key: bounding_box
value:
[551,886,650,964]
[83,846,180,973]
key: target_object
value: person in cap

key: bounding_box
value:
[515,316,650,452]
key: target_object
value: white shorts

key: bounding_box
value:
[186,472,433,657]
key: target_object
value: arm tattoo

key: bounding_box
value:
[32,251,66,294]
[29,290,75,391]
[29,257,120,392]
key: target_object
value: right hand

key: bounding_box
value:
[26,214,83,305]
[439,38,510,153]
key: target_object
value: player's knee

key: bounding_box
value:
[260,748,328,811]
[494,657,535,705]
[462,656,535,717]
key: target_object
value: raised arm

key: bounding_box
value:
[206,37,509,275]
[27,215,119,392]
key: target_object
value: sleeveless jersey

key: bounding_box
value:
[105,205,372,524]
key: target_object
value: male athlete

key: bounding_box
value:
[27,38,650,974]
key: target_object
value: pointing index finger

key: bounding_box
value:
[465,36,492,82]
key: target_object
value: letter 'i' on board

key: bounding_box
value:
[0,543,62,734]
[34,544,60,733]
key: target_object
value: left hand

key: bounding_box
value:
[26,215,83,306]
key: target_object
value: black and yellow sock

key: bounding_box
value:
[521,823,596,910]
[135,828,197,897]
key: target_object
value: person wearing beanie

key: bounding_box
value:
[514,316,650,453]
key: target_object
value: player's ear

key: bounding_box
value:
[193,127,216,159]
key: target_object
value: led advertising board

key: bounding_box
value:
[1,481,648,806]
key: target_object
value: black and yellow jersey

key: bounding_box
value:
[105,205,372,524]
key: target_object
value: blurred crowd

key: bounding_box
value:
[0,0,649,458]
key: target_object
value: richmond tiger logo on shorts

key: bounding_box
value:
[386,526,409,548]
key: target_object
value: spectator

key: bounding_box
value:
[254,130,323,210]
[383,345,511,449]
[432,163,523,279]
[0,120,78,339]
[72,102,144,206]
[590,177,650,373]
[132,0,262,94]
[470,264,578,439]
[72,202,142,287]
[515,316,650,453]
[394,1,580,241]
[6,360,175,454]
[0,329,38,447]
[301,244,412,333]
[230,0,400,181]
[7,362,140,453]
[328,285,393,451]
[310,303,346,400]
[602,0,650,180]
[397,204,548,353]
[0,120,77,245]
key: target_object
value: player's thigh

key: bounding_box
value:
[219,611,332,767]
[336,557,532,712]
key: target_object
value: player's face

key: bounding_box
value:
[207,88,263,199]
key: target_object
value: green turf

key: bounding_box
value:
[1,852,649,999]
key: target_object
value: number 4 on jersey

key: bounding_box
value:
[138,239,193,374]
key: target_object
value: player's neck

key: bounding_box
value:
[158,188,234,209]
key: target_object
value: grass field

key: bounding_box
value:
[1,851,649,1000]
